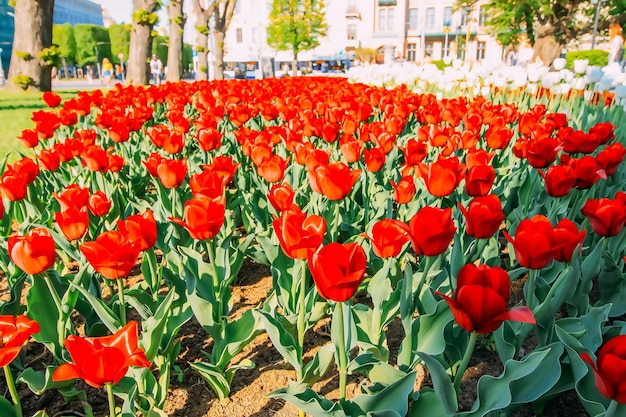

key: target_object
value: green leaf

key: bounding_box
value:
[17,366,75,395]
[213,309,262,369]
[26,274,63,358]
[254,308,302,372]
[188,361,231,401]
[348,371,416,417]
[457,344,563,416]
[269,382,346,417]
[597,255,626,316]
[415,351,457,414]
[0,274,26,316]
[412,300,454,357]
[0,397,17,417]
[408,388,448,417]
[71,281,122,333]
[140,289,177,361]
[302,344,335,386]
[556,304,610,351]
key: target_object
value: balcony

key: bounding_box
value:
[345,6,360,20]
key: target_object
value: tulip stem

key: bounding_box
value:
[4,365,22,417]
[106,383,117,417]
[297,259,307,359]
[454,331,478,392]
[170,188,177,218]
[336,301,348,401]
[332,200,341,241]
[116,278,126,327]
[605,400,619,417]
[415,255,434,312]
[524,269,537,311]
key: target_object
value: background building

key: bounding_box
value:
[0,0,15,78]
[0,0,102,75]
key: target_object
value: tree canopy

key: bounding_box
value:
[52,23,77,65]
[74,24,112,66]
[267,0,326,65]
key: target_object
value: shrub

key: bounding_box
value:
[565,50,609,69]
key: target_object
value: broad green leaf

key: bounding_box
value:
[415,351,457,414]
[408,388,448,417]
[0,396,17,417]
[26,274,64,358]
[17,366,75,395]
[303,344,335,386]
[457,344,563,416]
[188,360,231,401]
[213,309,262,369]
[70,281,122,333]
[269,382,346,417]
[254,308,302,372]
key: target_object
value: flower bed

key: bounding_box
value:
[0,77,625,417]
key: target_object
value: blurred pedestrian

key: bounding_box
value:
[150,54,163,85]
[101,57,113,86]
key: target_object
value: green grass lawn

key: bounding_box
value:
[0,89,79,162]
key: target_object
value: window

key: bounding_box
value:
[426,8,435,28]
[443,7,452,28]
[387,7,395,30]
[478,6,488,26]
[425,42,434,57]
[461,8,470,27]
[476,41,486,60]
[236,28,243,43]
[408,8,418,30]
[407,43,417,62]
[347,23,357,40]
[378,8,387,31]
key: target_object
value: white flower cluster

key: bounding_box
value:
[347,58,626,104]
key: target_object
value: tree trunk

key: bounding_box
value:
[192,0,210,81]
[62,58,69,80]
[166,0,184,82]
[530,25,563,68]
[291,51,298,76]
[213,28,225,80]
[7,0,54,91]
[128,0,159,85]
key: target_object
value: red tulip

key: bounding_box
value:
[43,91,62,108]
[170,196,225,240]
[503,215,561,269]
[117,210,157,251]
[55,206,89,241]
[339,135,362,163]
[436,264,535,334]
[87,191,111,217]
[38,149,61,171]
[363,147,385,173]
[390,175,416,204]
[273,208,326,259]
[54,184,90,211]
[539,165,577,197]
[257,155,289,183]
[52,321,150,388]
[143,152,163,177]
[464,165,496,197]
[18,129,39,148]
[11,157,39,184]
[0,171,29,201]
[156,157,188,189]
[268,183,297,212]
[0,315,40,367]
[196,127,222,152]
[80,231,141,279]
[408,206,456,256]
[459,195,505,239]
[311,162,361,201]
[308,242,367,302]
[553,219,586,262]
[8,228,57,275]
[202,155,239,186]
[581,335,626,403]
[596,143,625,177]
[525,137,560,168]
[365,218,411,258]
[80,145,109,172]
[418,156,464,197]
[189,169,225,199]
[581,198,626,237]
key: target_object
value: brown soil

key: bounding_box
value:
[1,259,589,417]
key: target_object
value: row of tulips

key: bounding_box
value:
[0,77,624,417]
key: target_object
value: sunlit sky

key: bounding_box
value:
[94,1,167,26]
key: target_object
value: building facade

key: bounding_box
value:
[0,0,103,75]
[54,0,103,26]
[203,0,503,71]
[0,0,15,77]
